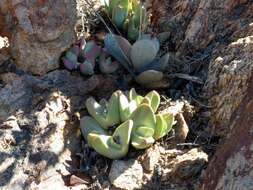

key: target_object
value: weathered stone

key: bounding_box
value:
[159,148,208,182]
[200,73,253,190]
[109,159,144,190]
[30,174,68,190]
[0,36,10,65]
[140,145,161,172]
[0,0,77,75]
[0,69,117,189]
[0,75,33,122]
[204,26,253,137]
[0,70,113,122]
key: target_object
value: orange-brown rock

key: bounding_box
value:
[0,0,76,75]
[200,73,253,190]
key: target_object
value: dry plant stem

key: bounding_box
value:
[168,73,204,84]
[84,0,113,33]
[175,113,189,143]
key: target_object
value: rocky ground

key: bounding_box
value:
[0,0,253,190]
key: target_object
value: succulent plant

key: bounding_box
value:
[104,0,148,42]
[62,38,119,75]
[80,88,174,159]
[104,33,170,88]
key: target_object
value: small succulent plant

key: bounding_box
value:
[104,0,148,42]
[104,33,170,88]
[80,89,174,159]
[62,38,119,75]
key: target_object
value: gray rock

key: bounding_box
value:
[0,70,117,189]
[109,159,144,190]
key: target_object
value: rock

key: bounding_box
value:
[0,75,33,122]
[200,73,253,190]
[0,70,117,189]
[0,0,77,75]
[0,70,109,122]
[109,159,144,190]
[159,148,208,183]
[140,145,161,172]
[204,26,253,137]
[69,173,92,186]
[174,113,189,143]
[30,174,68,190]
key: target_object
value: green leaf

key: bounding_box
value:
[85,91,121,128]
[130,39,159,70]
[104,34,133,72]
[108,0,120,16]
[154,113,174,140]
[129,88,143,105]
[136,70,164,86]
[119,92,137,122]
[112,5,128,29]
[127,17,139,42]
[80,116,107,142]
[130,104,156,149]
[153,114,167,140]
[87,120,133,159]
[65,51,77,63]
[145,90,160,113]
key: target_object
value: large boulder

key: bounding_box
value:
[200,73,253,190]
[203,25,253,137]
[0,0,76,75]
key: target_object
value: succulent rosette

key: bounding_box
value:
[80,89,174,159]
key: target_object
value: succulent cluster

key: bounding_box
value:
[104,33,169,88]
[80,89,174,159]
[62,38,119,75]
[104,0,148,42]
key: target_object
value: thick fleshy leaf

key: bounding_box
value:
[99,53,119,74]
[119,92,137,122]
[136,53,169,73]
[80,60,94,75]
[105,90,121,126]
[163,113,174,134]
[130,104,156,149]
[139,35,160,53]
[131,135,155,149]
[132,0,147,28]
[85,92,120,128]
[130,39,159,70]
[65,51,78,63]
[128,88,143,105]
[136,70,163,85]
[153,114,167,140]
[87,120,133,159]
[104,34,132,71]
[127,17,139,42]
[62,58,78,70]
[112,4,128,29]
[86,97,107,128]
[154,113,174,140]
[80,116,107,142]
[108,0,120,16]
[70,45,80,55]
[145,90,160,113]
[82,41,101,61]
[136,126,155,137]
